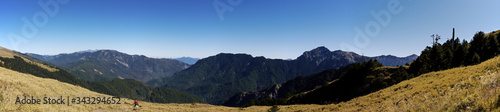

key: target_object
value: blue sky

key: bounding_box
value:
[1,0,499,59]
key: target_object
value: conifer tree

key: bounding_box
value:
[486,35,499,59]
[471,53,481,65]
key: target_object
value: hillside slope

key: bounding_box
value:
[0,46,202,104]
[148,47,417,104]
[0,66,269,111]
[3,55,499,111]
[283,55,500,111]
[285,60,410,105]
[235,59,411,107]
[222,66,350,107]
[148,51,356,104]
[0,47,58,72]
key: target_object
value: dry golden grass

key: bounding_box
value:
[290,56,500,111]
[0,46,57,72]
[0,46,16,59]
[2,47,500,111]
[485,29,500,38]
[0,66,274,111]
[255,56,500,112]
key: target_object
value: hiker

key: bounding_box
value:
[134,100,139,108]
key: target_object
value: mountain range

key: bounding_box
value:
[5,42,500,111]
[222,30,500,108]
[4,53,500,111]
[222,66,350,107]
[3,30,500,111]
[170,57,200,65]
[27,50,190,82]
[23,46,417,105]
[146,46,418,104]
[222,59,413,107]
[0,46,202,103]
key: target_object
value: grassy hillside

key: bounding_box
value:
[485,29,500,38]
[0,46,57,72]
[285,60,410,104]
[3,55,500,111]
[0,66,268,111]
[0,46,202,104]
[235,29,500,107]
[282,55,500,111]
[0,56,202,103]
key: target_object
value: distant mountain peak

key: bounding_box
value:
[76,49,99,53]
[300,46,333,60]
[311,46,330,52]
[377,55,398,58]
[93,49,121,54]
[211,53,255,59]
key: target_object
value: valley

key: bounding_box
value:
[2,44,500,111]
[2,1,499,111]
[146,47,417,104]
[1,29,499,111]
[0,28,500,111]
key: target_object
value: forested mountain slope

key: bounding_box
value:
[27,50,189,82]
[148,47,417,104]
